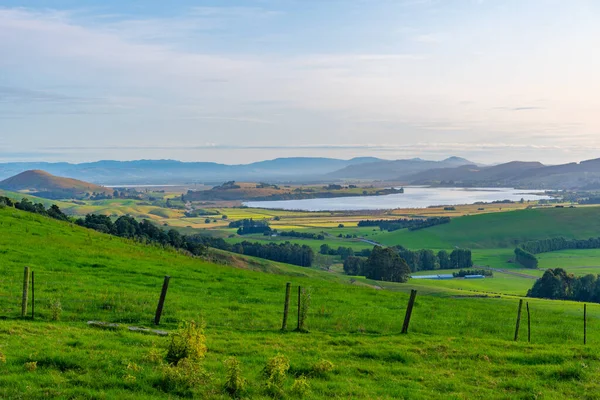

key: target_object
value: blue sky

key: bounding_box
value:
[1,0,599,164]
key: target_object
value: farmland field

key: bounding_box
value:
[3,206,600,399]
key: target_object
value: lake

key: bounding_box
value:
[244,187,551,211]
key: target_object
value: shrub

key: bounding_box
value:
[290,375,310,397]
[146,344,163,364]
[165,320,207,365]
[264,354,290,396]
[310,359,334,377]
[297,288,311,332]
[223,357,246,398]
[0,352,6,363]
[24,361,37,372]
[49,299,62,321]
[158,358,209,393]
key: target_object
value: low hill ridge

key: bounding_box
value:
[0,169,112,199]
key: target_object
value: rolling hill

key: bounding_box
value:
[0,170,113,199]
[376,206,600,249]
[1,196,600,398]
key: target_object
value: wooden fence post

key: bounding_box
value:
[31,271,35,320]
[584,304,587,345]
[514,299,523,341]
[281,282,291,331]
[526,302,530,343]
[296,286,302,331]
[401,290,417,334]
[21,266,30,318]
[154,276,170,325]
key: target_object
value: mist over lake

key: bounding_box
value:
[244,187,552,211]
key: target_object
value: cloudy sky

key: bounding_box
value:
[1,0,599,164]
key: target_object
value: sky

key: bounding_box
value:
[1,0,599,165]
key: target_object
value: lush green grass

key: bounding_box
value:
[3,206,600,398]
[376,207,600,249]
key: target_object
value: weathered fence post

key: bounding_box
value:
[584,304,587,345]
[514,299,523,341]
[31,271,35,320]
[296,286,302,331]
[281,282,291,331]
[401,290,417,334]
[21,266,30,318]
[154,276,170,325]
[526,302,530,343]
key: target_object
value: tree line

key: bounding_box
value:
[528,268,600,303]
[357,217,450,232]
[0,197,70,222]
[520,237,600,254]
[514,247,538,269]
[396,247,472,272]
[229,218,272,235]
[514,237,600,269]
[319,244,371,259]
[274,230,325,240]
[343,247,473,282]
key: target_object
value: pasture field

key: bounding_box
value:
[376,207,600,249]
[3,207,600,398]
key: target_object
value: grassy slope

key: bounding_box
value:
[2,207,600,398]
[375,207,600,249]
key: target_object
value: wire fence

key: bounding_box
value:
[0,266,596,345]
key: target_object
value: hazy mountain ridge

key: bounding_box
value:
[325,156,476,180]
[0,157,386,184]
[408,159,600,189]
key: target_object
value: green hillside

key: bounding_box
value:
[2,206,600,398]
[376,207,600,249]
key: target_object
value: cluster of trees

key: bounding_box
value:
[514,247,538,268]
[528,268,600,303]
[520,237,600,254]
[453,269,493,278]
[229,219,272,235]
[396,247,472,272]
[274,230,325,240]
[362,246,411,282]
[76,214,209,256]
[229,241,314,267]
[357,217,450,232]
[513,237,600,269]
[320,244,371,259]
[343,246,473,282]
[0,197,70,222]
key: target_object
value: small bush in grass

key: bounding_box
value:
[0,352,6,363]
[297,288,311,332]
[24,361,37,372]
[291,376,310,397]
[146,343,163,364]
[158,358,209,393]
[49,299,62,321]
[310,359,334,377]
[223,357,246,398]
[264,354,290,397]
[165,320,207,365]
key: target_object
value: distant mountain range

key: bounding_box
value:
[2,156,600,189]
[0,157,383,185]
[408,159,600,189]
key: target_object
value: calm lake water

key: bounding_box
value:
[244,187,551,211]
